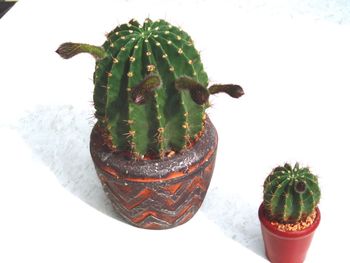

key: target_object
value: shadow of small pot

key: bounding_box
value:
[258,203,321,263]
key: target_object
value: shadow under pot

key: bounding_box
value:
[90,117,218,230]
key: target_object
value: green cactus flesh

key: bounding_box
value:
[56,18,244,159]
[263,163,321,224]
[93,18,209,158]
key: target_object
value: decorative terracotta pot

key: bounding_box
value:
[90,117,218,229]
[258,203,321,263]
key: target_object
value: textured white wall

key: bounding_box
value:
[1,0,349,262]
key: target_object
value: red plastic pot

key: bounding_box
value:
[258,203,320,263]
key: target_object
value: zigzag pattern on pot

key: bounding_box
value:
[100,162,214,229]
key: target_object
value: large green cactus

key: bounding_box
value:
[57,18,243,159]
[263,163,321,224]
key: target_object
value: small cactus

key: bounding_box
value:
[263,163,321,224]
[57,19,243,159]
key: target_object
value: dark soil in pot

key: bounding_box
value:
[90,117,218,229]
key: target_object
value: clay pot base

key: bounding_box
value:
[90,117,218,229]
[270,210,317,232]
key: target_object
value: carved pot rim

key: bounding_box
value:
[90,117,218,183]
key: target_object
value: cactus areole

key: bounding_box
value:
[57,19,243,229]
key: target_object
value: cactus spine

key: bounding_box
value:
[57,19,244,159]
[263,163,321,224]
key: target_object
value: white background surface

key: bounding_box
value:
[1,0,350,262]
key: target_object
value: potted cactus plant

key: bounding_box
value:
[56,18,244,229]
[258,163,321,263]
